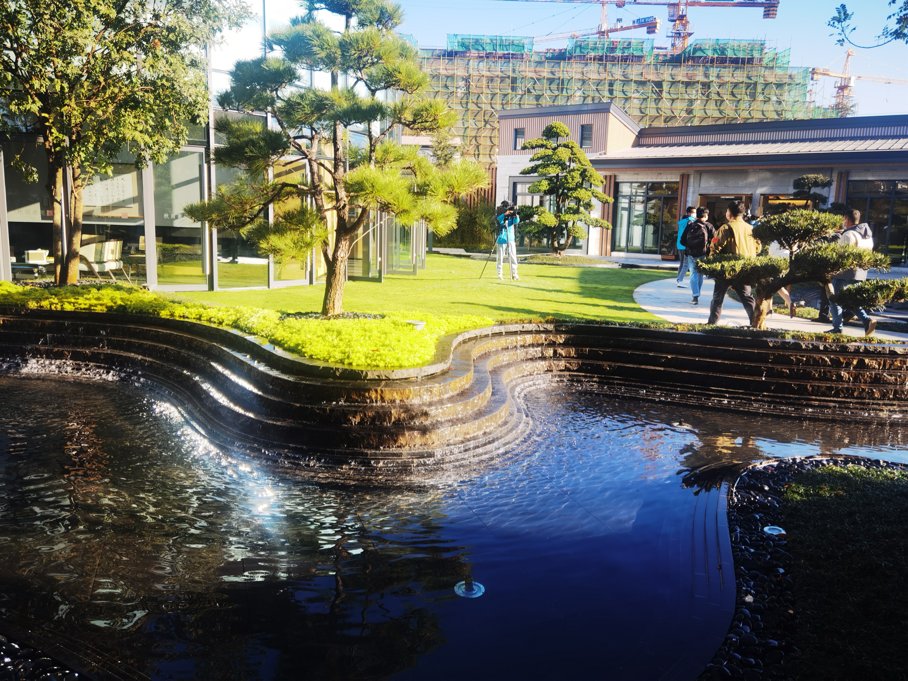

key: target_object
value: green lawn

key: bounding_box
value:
[174,253,667,323]
[778,465,908,680]
[2,255,668,369]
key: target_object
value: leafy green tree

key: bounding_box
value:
[829,1,908,48]
[519,121,611,256]
[698,209,889,329]
[192,0,486,315]
[0,0,244,284]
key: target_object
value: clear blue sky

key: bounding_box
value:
[390,0,908,116]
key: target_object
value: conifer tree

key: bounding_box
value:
[518,122,611,256]
[192,0,486,315]
[697,209,890,329]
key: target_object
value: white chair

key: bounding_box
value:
[78,240,131,283]
[24,249,50,264]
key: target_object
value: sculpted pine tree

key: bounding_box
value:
[192,0,486,315]
[697,209,890,329]
[519,122,611,255]
[0,0,243,284]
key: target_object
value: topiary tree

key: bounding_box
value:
[189,0,487,315]
[698,209,890,329]
[518,121,611,256]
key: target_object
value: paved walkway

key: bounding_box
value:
[634,275,908,341]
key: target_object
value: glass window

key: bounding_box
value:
[846,180,908,263]
[214,163,269,289]
[612,181,679,254]
[154,150,206,286]
[580,124,593,149]
[514,128,525,150]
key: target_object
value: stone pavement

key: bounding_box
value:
[634,275,908,341]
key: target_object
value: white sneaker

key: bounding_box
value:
[512,275,519,281]
[497,274,503,280]
[676,282,685,288]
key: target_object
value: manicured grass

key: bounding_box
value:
[779,465,908,680]
[174,253,667,323]
[0,255,668,369]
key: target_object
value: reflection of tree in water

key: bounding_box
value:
[674,405,908,493]
[0,378,465,680]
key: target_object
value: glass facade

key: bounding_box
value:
[5,141,53,270]
[846,180,908,263]
[612,182,679,254]
[153,150,207,287]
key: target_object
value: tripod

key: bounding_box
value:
[479,241,497,279]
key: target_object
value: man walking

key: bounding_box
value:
[828,209,876,336]
[676,206,696,287]
[680,207,714,305]
[496,202,520,281]
[707,201,759,325]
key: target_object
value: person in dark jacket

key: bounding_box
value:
[680,207,714,305]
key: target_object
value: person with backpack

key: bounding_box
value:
[707,200,760,325]
[495,201,520,281]
[828,208,876,336]
[675,206,696,287]
[680,206,714,305]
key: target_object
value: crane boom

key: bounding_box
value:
[489,0,780,51]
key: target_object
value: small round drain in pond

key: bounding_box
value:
[454,580,485,598]
[763,525,786,536]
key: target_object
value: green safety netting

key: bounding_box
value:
[446,34,534,53]
[680,39,768,60]
[566,38,655,58]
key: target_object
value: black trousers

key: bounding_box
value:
[708,280,755,325]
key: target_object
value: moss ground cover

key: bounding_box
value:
[0,255,667,369]
[778,465,908,680]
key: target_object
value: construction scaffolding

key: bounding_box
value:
[420,36,836,166]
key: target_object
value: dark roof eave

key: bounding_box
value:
[592,150,908,169]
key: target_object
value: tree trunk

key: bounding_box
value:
[321,231,353,316]
[61,180,84,285]
[751,296,772,330]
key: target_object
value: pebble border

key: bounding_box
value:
[700,455,908,680]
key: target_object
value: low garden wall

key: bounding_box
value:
[0,309,905,481]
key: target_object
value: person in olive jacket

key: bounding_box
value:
[706,200,760,326]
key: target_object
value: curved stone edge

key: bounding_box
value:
[1,309,907,481]
[700,455,908,680]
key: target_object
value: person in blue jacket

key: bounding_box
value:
[496,202,520,281]
[676,206,696,286]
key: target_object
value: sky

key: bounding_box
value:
[213,0,908,117]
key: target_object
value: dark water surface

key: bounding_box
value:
[0,375,905,681]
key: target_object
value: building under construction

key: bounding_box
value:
[420,35,836,166]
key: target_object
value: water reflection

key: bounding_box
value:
[0,375,904,680]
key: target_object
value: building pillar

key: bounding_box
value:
[600,174,616,256]
[0,149,11,282]
[834,170,850,205]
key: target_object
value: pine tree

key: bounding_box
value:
[191,0,486,315]
[698,209,890,329]
[518,122,611,256]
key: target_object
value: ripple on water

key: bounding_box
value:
[0,374,904,681]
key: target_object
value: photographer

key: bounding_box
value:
[495,201,520,281]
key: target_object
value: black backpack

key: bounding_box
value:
[682,220,710,256]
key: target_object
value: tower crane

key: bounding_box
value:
[534,16,660,43]
[493,0,780,52]
[810,49,908,117]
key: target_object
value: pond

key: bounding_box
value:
[1,375,905,681]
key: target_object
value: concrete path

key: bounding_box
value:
[634,275,908,341]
